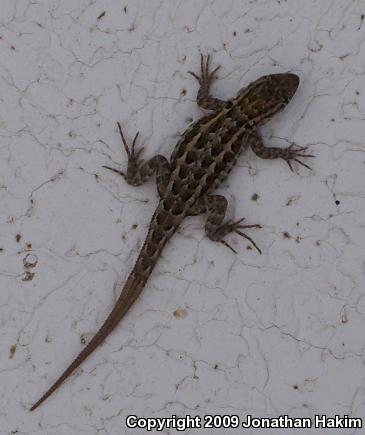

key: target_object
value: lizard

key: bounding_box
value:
[30,54,312,411]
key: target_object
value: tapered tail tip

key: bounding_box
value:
[30,402,40,411]
[30,395,47,411]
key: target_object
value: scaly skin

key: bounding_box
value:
[30,54,312,411]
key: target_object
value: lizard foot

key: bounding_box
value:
[209,217,262,254]
[282,143,314,171]
[188,54,221,87]
[103,122,144,185]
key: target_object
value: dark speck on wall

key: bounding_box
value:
[9,344,16,359]
[22,271,35,281]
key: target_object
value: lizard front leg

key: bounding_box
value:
[188,54,226,111]
[190,195,262,254]
[246,130,314,171]
[103,122,171,197]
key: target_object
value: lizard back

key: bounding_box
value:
[166,107,248,205]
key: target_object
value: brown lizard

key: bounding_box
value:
[30,55,312,411]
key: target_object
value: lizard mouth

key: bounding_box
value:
[288,73,300,89]
[276,73,299,103]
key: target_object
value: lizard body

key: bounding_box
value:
[30,55,312,411]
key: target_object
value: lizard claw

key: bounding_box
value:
[220,239,238,254]
[103,123,144,183]
[213,217,262,254]
[117,122,143,161]
[282,144,314,171]
[234,230,262,254]
[188,54,221,85]
[102,165,126,179]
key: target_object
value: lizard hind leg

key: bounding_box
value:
[103,122,171,197]
[190,195,262,254]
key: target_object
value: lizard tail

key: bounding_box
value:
[30,203,178,411]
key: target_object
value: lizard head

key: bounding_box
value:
[236,73,300,125]
[272,73,300,103]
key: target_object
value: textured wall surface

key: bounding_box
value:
[1,0,365,434]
